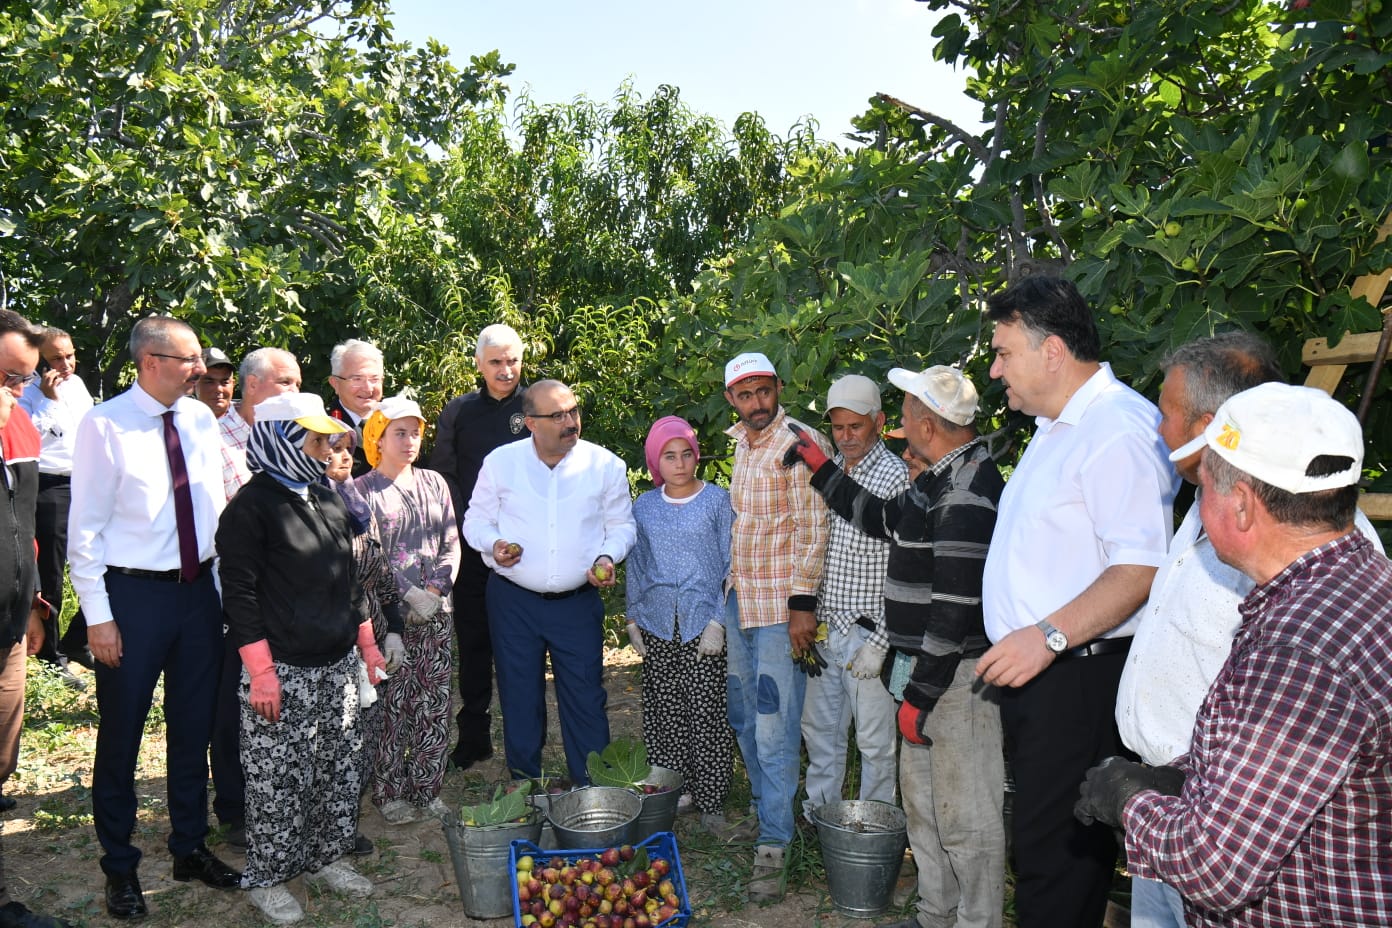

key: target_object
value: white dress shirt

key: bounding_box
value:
[68,383,225,626]
[18,374,94,475]
[1117,500,1385,766]
[982,363,1176,643]
[463,436,636,594]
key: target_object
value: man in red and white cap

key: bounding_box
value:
[721,351,832,903]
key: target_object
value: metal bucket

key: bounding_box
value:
[547,786,640,849]
[633,765,685,840]
[441,809,542,919]
[813,800,908,919]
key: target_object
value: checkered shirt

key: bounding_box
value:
[1126,532,1392,927]
[817,441,909,648]
[218,404,252,501]
[726,407,832,629]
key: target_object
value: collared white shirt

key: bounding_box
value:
[463,436,636,594]
[982,363,1176,643]
[1117,500,1385,766]
[68,382,225,626]
[18,374,95,475]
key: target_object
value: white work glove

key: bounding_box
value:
[696,621,725,659]
[625,622,647,658]
[848,642,888,680]
[382,633,405,673]
[403,586,442,623]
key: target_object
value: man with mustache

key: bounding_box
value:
[69,316,241,919]
[429,324,530,772]
[461,379,635,786]
[721,351,832,903]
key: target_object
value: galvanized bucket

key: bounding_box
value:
[441,809,542,919]
[547,786,640,849]
[812,799,908,919]
[632,765,685,840]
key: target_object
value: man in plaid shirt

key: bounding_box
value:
[722,351,832,904]
[1077,382,1392,927]
[799,375,908,821]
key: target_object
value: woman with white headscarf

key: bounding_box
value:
[353,394,461,825]
[217,394,388,925]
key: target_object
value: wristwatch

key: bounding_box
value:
[1036,619,1069,654]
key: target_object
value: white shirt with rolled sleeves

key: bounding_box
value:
[463,435,636,593]
[67,383,225,627]
[982,363,1176,643]
[1116,501,1385,766]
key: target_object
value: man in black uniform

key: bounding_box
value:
[428,324,529,769]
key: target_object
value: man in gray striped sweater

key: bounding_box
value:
[786,364,1006,928]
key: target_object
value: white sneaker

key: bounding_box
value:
[247,883,304,924]
[379,799,421,825]
[424,797,450,819]
[305,860,374,897]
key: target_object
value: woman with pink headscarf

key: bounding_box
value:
[624,416,736,831]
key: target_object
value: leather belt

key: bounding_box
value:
[1059,636,1133,660]
[107,560,213,584]
[495,573,589,601]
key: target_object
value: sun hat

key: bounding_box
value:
[252,393,350,434]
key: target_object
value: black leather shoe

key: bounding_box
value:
[0,900,73,928]
[0,794,16,813]
[62,648,95,672]
[104,871,147,920]
[171,846,240,889]
[352,831,374,856]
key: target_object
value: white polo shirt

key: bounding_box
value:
[982,363,1176,643]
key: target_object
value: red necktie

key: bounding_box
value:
[161,411,200,582]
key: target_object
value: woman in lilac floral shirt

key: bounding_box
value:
[353,395,461,825]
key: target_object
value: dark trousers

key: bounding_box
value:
[451,554,494,758]
[92,570,221,876]
[486,574,608,784]
[210,634,245,826]
[999,651,1128,928]
[33,475,70,665]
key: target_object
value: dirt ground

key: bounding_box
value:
[4,647,921,928]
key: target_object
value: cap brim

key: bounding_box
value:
[1168,433,1207,463]
[885,426,905,439]
[296,414,352,435]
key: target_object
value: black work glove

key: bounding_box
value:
[781,422,830,471]
[1074,756,1185,829]
[792,643,828,677]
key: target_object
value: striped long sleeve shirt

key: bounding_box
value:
[809,439,1002,713]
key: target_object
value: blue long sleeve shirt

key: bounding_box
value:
[626,482,733,642]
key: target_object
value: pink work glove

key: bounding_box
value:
[358,621,388,684]
[239,639,282,722]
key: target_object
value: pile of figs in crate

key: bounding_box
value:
[510,832,690,928]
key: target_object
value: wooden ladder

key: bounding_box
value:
[1302,213,1392,521]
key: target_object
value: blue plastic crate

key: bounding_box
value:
[508,830,691,928]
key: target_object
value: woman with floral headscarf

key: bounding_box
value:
[217,393,388,925]
[353,395,460,825]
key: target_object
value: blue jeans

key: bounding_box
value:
[1131,876,1186,928]
[724,590,806,847]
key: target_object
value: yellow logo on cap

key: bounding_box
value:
[1216,423,1241,451]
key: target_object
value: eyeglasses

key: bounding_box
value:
[150,352,201,367]
[529,405,581,423]
[2,370,37,389]
[332,374,384,388]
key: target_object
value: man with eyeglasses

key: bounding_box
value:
[427,324,529,771]
[18,326,93,691]
[69,316,240,919]
[326,339,384,478]
[462,379,635,786]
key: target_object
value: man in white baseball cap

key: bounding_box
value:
[1078,381,1392,928]
[721,350,832,902]
[786,362,1007,928]
[800,375,908,825]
